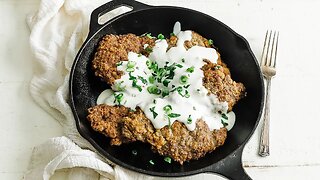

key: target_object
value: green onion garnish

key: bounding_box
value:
[127,61,136,68]
[184,90,190,98]
[114,81,125,91]
[164,157,172,164]
[116,61,123,66]
[221,119,228,127]
[180,75,188,84]
[163,105,172,113]
[215,65,221,70]
[114,93,124,105]
[148,76,155,84]
[146,59,152,68]
[176,64,183,68]
[162,88,169,97]
[132,79,142,92]
[128,73,136,80]
[157,33,165,40]
[221,113,228,120]
[146,33,153,39]
[138,76,148,84]
[183,84,190,89]
[150,106,158,119]
[186,66,195,73]
[208,39,213,45]
[170,32,175,36]
[181,58,185,63]
[163,79,170,87]
[168,113,181,118]
[187,115,192,124]
[147,85,161,95]
[126,67,135,72]
[145,47,153,53]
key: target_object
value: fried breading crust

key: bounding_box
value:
[87,105,227,164]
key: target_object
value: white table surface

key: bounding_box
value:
[1,0,320,179]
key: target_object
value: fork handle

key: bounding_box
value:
[259,77,271,157]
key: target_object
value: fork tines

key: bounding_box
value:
[261,30,279,68]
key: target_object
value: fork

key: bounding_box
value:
[259,30,279,157]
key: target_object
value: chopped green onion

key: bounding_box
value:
[215,65,221,70]
[162,88,169,97]
[148,61,158,71]
[149,160,155,165]
[127,61,136,68]
[183,84,190,89]
[116,61,123,66]
[128,73,136,80]
[132,149,138,155]
[184,90,190,98]
[163,79,170,87]
[163,105,172,113]
[175,86,183,92]
[114,93,124,105]
[146,33,153,39]
[145,47,153,53]
[132,79,142,92]
[187,115,192,124]
[157,33,165,40]
[208,39,213,45]
[153,99,157,104]
[126,67,135,72]
[176,64,183,68]
[114,81,125,91]
[180,75,188,84]
[148,76,155,84]
[164,157,172,164]
[147,85,161,95]
[168,113,181,118]
[138,76,148,84]
[221,119,228,127]
[186,66,195,73]
[146,59,152,68]
[150,106,158,119]
[170,32,175,36]
[138,54,142,57]
[221,113,228,120]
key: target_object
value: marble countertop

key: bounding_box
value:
[1,0,320,179]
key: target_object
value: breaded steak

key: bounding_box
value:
[88,32,245,164]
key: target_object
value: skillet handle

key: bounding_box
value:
[88,0,151,37]
[204,145,252,180]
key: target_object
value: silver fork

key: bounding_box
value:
[259,30,279,157]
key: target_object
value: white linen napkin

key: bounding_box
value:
[25,0,219,179]
[25,0,156,179]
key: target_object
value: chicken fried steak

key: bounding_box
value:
[87,30,245,164]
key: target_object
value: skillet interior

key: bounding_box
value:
[70,6,264,177]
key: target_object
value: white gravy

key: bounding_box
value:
[97,22,236,131]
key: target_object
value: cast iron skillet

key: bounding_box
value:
[69,0,264,179]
